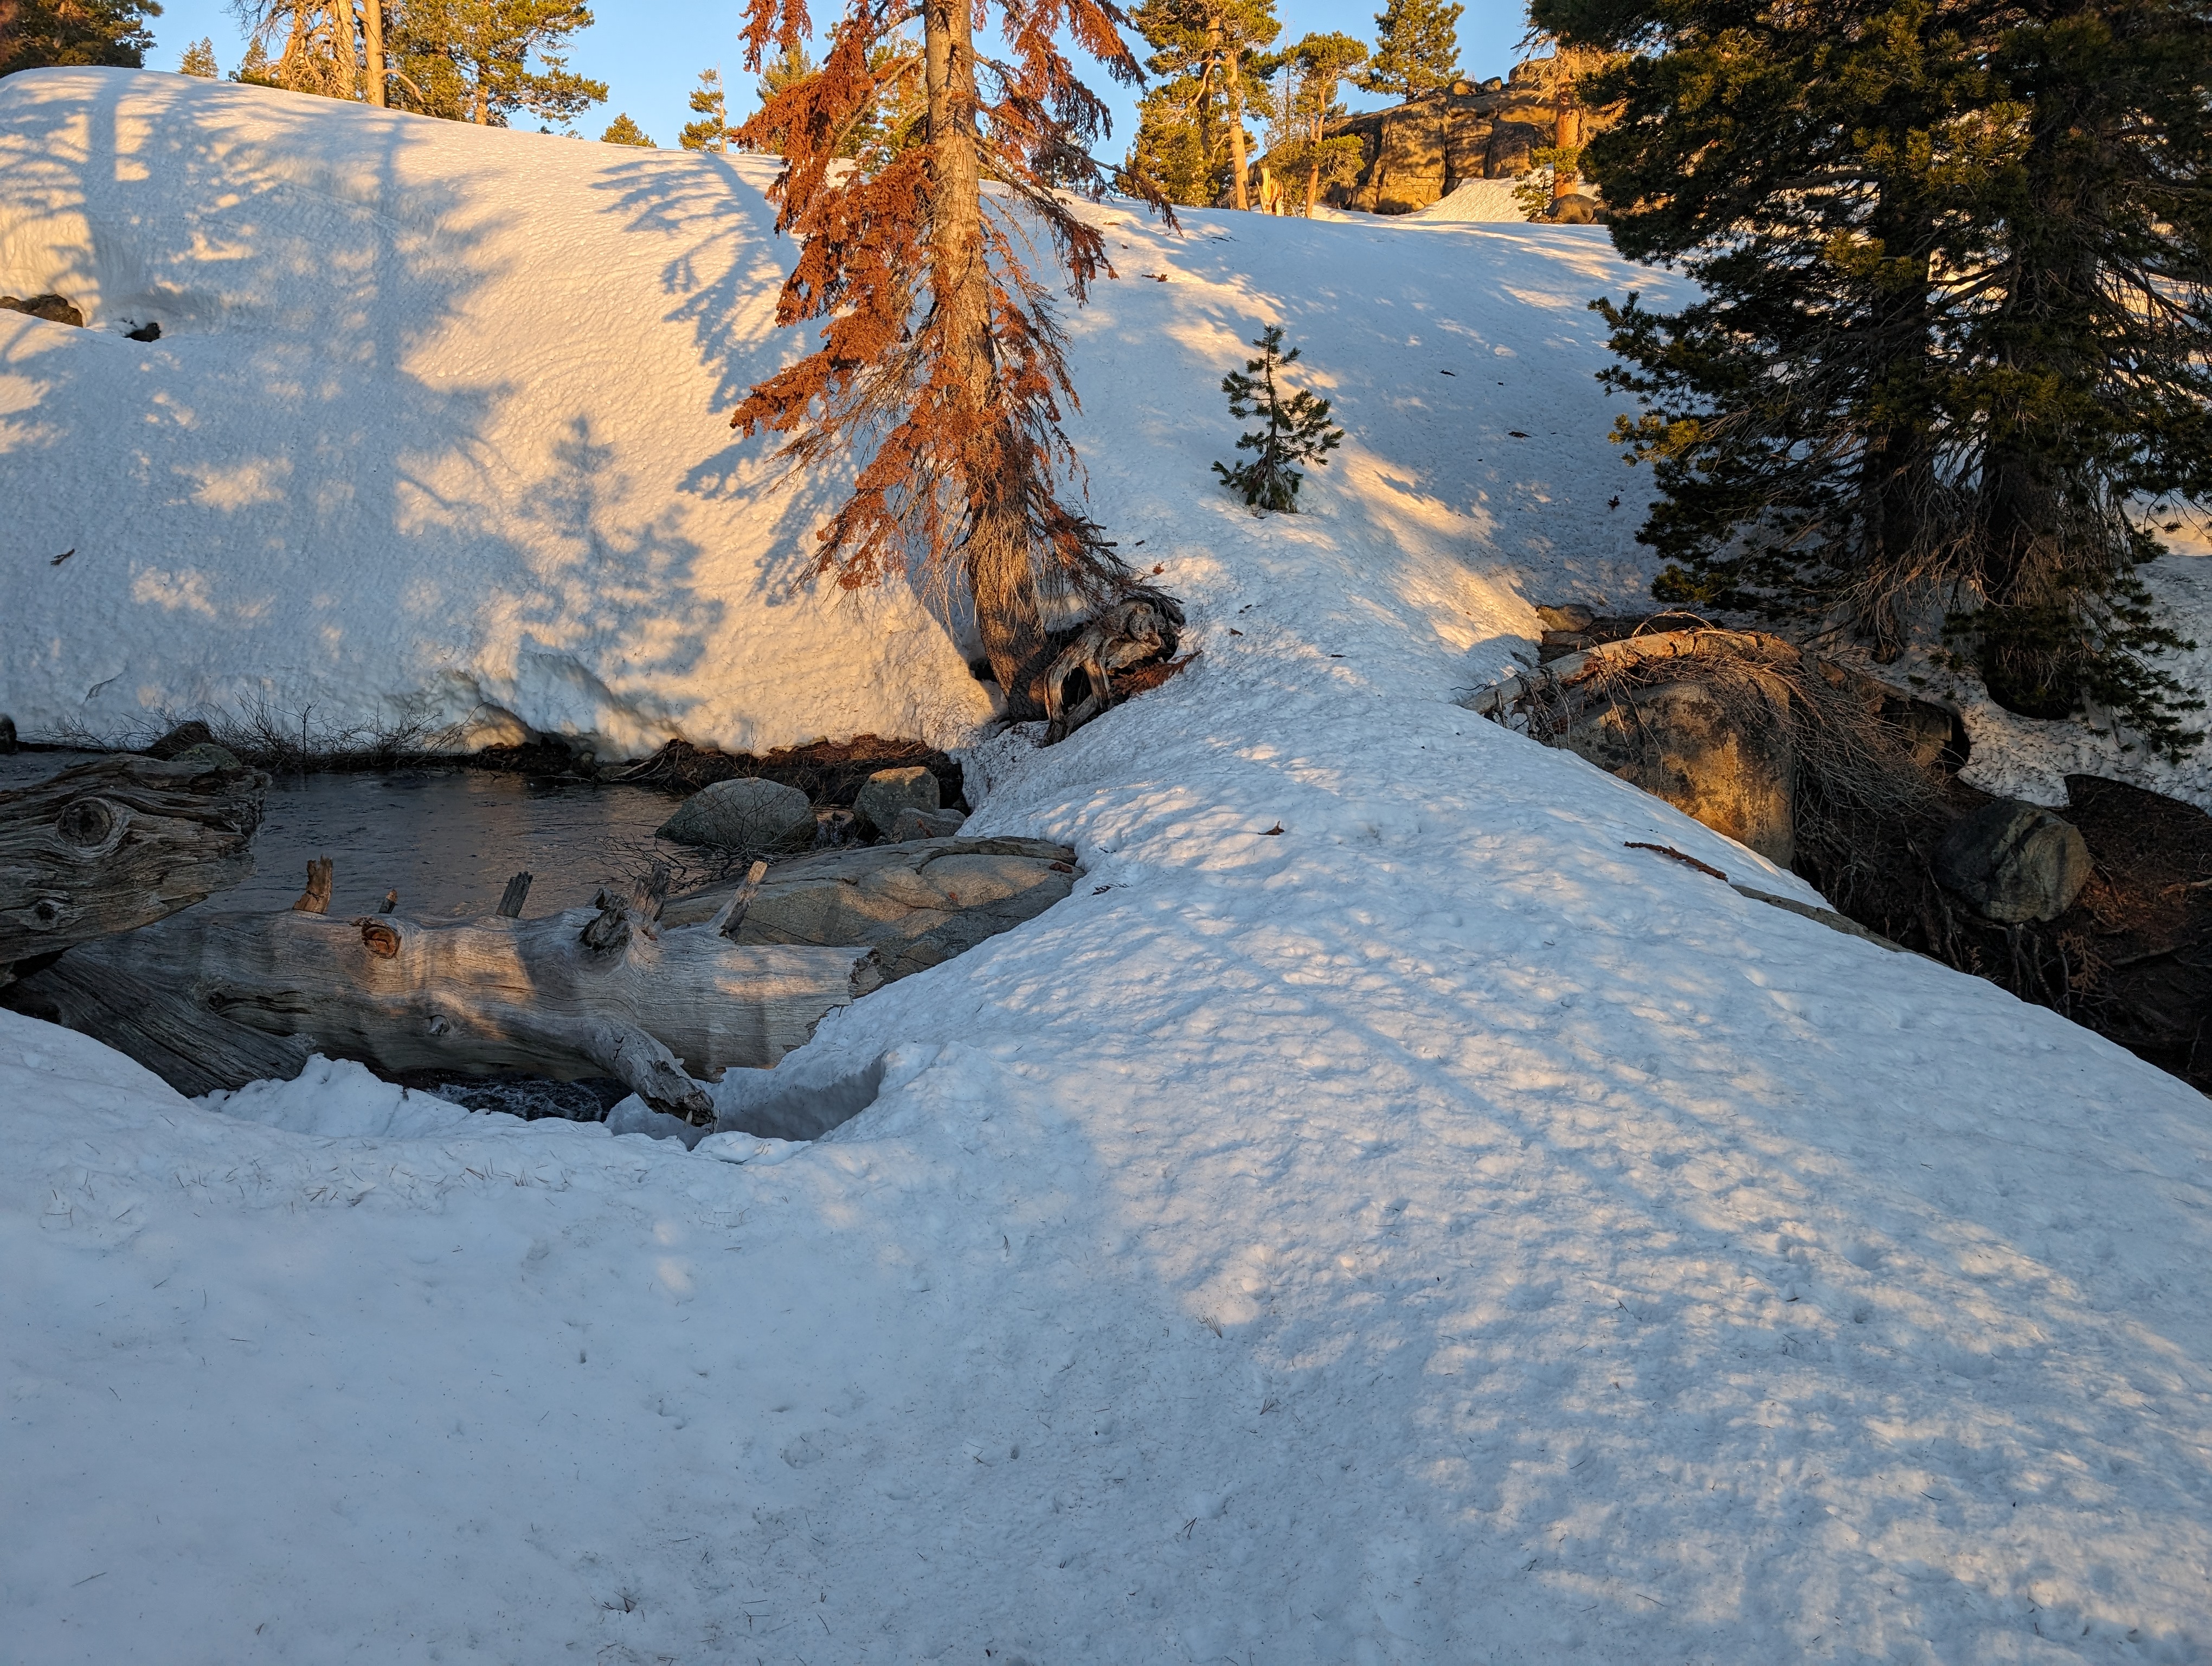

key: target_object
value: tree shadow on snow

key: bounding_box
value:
[0,72,732,748]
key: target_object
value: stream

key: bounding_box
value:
[2,750,685,920]
[4,751,695,1117]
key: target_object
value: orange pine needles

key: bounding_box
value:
[729,0,1168,715]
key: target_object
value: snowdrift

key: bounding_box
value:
[6,72,2212,1664]
[1409,177,1533,222]
[0,68,993,755]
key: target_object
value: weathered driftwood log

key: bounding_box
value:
[0,755,266,981]
[7,887,879,1120]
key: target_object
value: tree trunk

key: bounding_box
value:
[361,0,384,107]
[1225,42,1250,211]
[330,0,356,100]
[1304,106,1322,216]
[1197,24,1220,194]
[927,0,1051,716]
[1552,100,1582,204]
[1854,190,1940,661]
[0,756,265,983]
[6,899,879,1119]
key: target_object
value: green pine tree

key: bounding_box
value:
[1213,325,1345,512]
[1124,0,1280,209]
[386,0,606,127]
[680,65,730,151]
[1356,0,1459,98]
[230,37,278,84]
[1124,84,1216,206]
[600,111,652,145]
[756,39,815,104]
[1535,0,2212,751]
[1,0,160,76]
[178,35,218,76]
[1264,31,1365,215]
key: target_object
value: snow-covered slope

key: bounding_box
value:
[1,68,1661,757]
[0,68,994,754]
[7,71,2212,1665]
[9,632,2212,1659]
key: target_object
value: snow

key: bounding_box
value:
[7,70,2212,1664]
[1407,178,1533,222]
[1949,540,2212,810]
[0,68,995,757]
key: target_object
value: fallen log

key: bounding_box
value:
[0,754,267,982]
[5,876,879,1120]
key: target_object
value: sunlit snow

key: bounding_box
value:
[5,68,2211,1663]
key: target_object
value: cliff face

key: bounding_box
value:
[1325,58,1608,216]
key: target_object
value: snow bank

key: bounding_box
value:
[2,69,1675,763]
[10,622,2212,1657]
[0,68,994,757]
[8,77,2212,1663]
[1408,177,1533,222]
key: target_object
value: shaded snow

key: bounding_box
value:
[5,71,2212,1666]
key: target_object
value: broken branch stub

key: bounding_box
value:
[497,870,533,919]
[292,856,334,914]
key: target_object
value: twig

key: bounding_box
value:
[711,860,770,940]
[1625,842,1728,882]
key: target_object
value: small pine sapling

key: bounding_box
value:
[1213,325,1343,512]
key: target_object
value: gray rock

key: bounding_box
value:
[1558,680,1795,866]
[655,777,816,851]
[660,836,1077,983]
[1935,800,2092,924]
[854,765,940,837]
[0,714,16,754]
[1534,603,1597,633]
[167,742,244,770]
[889,807,967,842]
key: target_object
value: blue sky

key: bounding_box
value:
[146,1,1537,152]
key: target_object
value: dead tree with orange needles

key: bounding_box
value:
[730,0,1171,720]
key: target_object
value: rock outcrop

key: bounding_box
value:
[1323,59,1617,217]
[1,293,84,326]
[1558,680,1797,867]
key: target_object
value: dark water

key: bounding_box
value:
[1,751,685,921]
